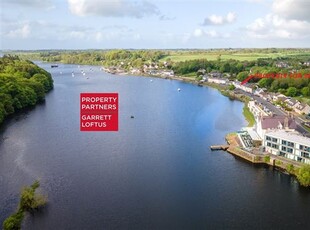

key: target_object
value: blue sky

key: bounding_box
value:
[1,0,309,50]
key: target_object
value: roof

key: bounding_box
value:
[285,98,299,106]
[265,130,310,146]
[296,103,310,111]
[261,115,297,130]
[242,128,262,140]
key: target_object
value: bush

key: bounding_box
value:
[297,165,310,187]
[264,155,270,163]
[286,164,295,174]
[228,84,236,90]
[276,160,283,166]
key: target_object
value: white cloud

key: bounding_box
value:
[69,31,86,39]
[2,0,54,9]
[203,12,236,26]
[272,0,310,21]
[194,29,204,37]
[67,0,160,18]
[246,0,310,40]
[192,28,229,39]
[7,23,30,38]
[246,14,310,39]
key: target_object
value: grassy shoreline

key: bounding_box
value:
[243,104,255,127]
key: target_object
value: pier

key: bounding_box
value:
[210,145,229,151]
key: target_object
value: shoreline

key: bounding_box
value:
[223,132,304,179]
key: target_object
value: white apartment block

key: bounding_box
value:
[264,130,310,164]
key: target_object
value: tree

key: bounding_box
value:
[301,87,310,97]
[286,87,298,97]
[236,71,249,82]
[297,165,310,187]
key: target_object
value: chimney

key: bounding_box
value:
[284,116,289,129]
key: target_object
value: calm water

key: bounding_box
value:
[0,63,309,229]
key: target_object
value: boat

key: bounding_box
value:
[177,88,181,91]
[51,64,58,68]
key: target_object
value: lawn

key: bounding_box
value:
[243,104,256,127]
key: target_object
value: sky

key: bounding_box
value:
[1,0,310,50]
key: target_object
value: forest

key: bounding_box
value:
[0,55,53,125]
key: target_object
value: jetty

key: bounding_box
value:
[210,145,229,151]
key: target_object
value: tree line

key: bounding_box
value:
[172,58,310,97]
[0,55,53,125]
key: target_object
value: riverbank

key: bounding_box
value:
[224,133,305,179]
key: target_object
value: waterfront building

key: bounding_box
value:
[263,130,310,164]
[207,77,227,84]
[232,81,254,93]
[256,115,297,139]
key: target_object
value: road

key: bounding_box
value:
[237,90,310,137]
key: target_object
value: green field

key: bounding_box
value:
[161,50,310,62]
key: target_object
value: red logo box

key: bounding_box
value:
[80,93,118,131]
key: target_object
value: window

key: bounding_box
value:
[287,141,294,147]
[300,145,310,152]
[271,144,278,149]
[287,148,293,153]
[297,157,304,162]
[267,142,271,147]
[301,152,310,159]
[279,152,286,157]
[282,140,294,147]
[266,136,271,141]
[281,146,287,151]
[272,138,278,143]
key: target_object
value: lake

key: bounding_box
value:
[0,63,309,229]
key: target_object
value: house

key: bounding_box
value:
[303,61,310,67]
[254,88,264,96]
[248,100,269,119]
[263,130,310,164]
[209,71,222,78]
[295,103,310,115]
[275,61,289,68]
[260,92,272,101]
[232,81,255,93]
[207,77,227,84]
[285,98,300,109]
[256,115,297,139]
[272,93,287,102]
[160,70,174,77]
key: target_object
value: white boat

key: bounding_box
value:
[178,88,181,91]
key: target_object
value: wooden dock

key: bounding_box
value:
[210,145,230,151]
